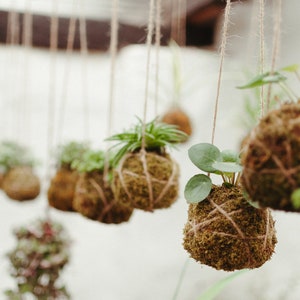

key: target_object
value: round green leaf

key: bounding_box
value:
[212,161,243,173]
[291,188,300,209]
[221,150,240,163]
[188,143,220,173]
[184,174,212,204]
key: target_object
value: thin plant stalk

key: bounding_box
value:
[172,258,189,300]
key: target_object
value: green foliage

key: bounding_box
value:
[197,270,248,300]
[185,143,242,204]
[5,219,70,300]
[0,141,35,173]
[57,141,89,167]
[291,188,300,209]
[107,117,187,166]
[71,149,109,173]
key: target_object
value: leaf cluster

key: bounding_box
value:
[184,143,242,204]
[0,141,35,173]
[57,141,89,167]
[107,117,187,166]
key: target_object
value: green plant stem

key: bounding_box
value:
[172,258,189,300]
[278,82,298,101]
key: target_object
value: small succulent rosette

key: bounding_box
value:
[183,143,277,271]
[48,141,88,212]
[72,149,133,224]
[107,118,186,212]
[5,219,70,299]
[0,141,40,201]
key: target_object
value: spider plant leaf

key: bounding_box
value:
[184,174,212,204]
[237,71,287,89]
[281,64,299,73]
[188,143,221,173]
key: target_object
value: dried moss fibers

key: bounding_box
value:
[161,107,192,139]
[113,151,179,211]
[242,101,300,211]
[2,166,40,201]
[48,167,78,212]
[183,185,277,271]
[73,171,133,224]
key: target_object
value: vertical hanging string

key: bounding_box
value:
[104,0,119,182]
[22,0,33,145]
[266,0,282,111]
[78,0,90,140]
[56,0,78,145]
[259,0,265,118]
[211,0,232,145]
[141,0,155,150]
[45,0,59,218]
[154,0,162,116]
[178,0,187,47]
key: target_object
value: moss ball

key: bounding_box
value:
[241,101,300,212]
[47,167,78,212]
[73,171,133,224]
[113,150,179,212]
[2,166,40,201]
[183,185,277,271]
[0,172,3,189]
[161,107,192,140]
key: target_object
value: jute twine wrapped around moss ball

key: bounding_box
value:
[241,101,300,212]
[48,166,79,212]
[161,107,192,141]
[73,171,133,224]
[2,166,40,201]
[183,185,277,271]
[113,150,179,212]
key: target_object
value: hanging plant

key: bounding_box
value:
[72,149,134,224]
[183,143,277,271]
[107,117,187,212]
[5,219,70,299]
[239,66,300,212]
[160,42,192,140]
[48,141,88,212]
[0,141,40,201]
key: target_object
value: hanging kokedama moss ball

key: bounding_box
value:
[183,185,277,271]
[2,166,40,201]
[113,150,179,211]
[48,166,78,212]
[161,107,192,140]
[241,101,300,212]
[0,172,3,188]
[73,171,133,224]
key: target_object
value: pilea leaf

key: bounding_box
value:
[212,161,243,173]
[221,150,240,163]
[188,143,221,173]
[184,174,212,204]
[237,71,287,89]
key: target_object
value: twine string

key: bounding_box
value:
[211,0,232,145]
[259,0,265,118]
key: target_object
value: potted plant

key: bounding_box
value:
[238,65,300,212]
[183,143,277,271]
[107,118,187,212]
[47,141,88,212]
[72,149,134,224]
[0,141,40,201]
[5,219,70,299]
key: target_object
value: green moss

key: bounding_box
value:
[241,101,300,211]
[113,151,179,211]
[183,185,277,271]
[48,167,79,212]
[2,166,40,201]
[73,171,133,224]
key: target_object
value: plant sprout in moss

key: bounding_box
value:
[57,141,89,168]
[184,143,242,204]
[107,118,187,166]
[0,141,35,173]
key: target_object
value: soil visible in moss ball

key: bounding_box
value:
[73,171,133,224]
[241,101,300,212]
[183,185,277,271]
[2,166,40,201]
[161,107,192,140]
[48,166,78,212]
[113,151,179,212]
